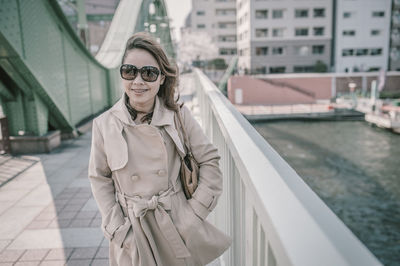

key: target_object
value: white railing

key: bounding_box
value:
[193,69,382,266]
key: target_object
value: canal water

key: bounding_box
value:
[252,120,400,266]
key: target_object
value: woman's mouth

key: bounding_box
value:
[130,88,148,94]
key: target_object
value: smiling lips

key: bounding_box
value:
[130,88,148,94]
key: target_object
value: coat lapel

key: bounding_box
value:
[151,97,186,158]
[109,94,135,126]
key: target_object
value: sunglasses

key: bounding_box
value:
[120,64,161,82]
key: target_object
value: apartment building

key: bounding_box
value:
[237,0,332,74]
[189,0,237,64]
[334,0,391,73]
[389,0,400,71]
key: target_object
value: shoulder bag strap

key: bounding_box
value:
[175,107,193,157]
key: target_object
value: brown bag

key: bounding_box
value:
[175,107,199,199]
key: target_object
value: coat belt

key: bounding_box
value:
[116,188,191,259]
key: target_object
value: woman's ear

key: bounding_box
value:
[160,74,165,85]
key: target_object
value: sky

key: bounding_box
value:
[164,0,192,41]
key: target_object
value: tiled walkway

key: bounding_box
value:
[0,155,39,188]
[0,132,109,265]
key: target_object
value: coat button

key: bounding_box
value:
[157,169,166,177]
[131,175,139,181]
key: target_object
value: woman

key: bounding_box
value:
[88,32,231,266]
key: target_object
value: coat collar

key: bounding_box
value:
[109,93,186,157]
[109,93,175,127]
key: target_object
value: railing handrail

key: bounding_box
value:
[194,69,381,265]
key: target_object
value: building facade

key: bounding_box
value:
[389,0,400,71]
[334,0,391,73]
[237,0,332,74]
[189,0,237,64]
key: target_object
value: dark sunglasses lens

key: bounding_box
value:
[120,65,137,80]
[141,66,160,82]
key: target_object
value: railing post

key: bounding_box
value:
[0,116,11,154]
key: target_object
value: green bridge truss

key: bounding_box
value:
[0,0,175,136]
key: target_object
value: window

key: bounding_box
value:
[197,24,206,29]
[269,66,286,73]
[256,47,268,55]
[216,9,236,16]
[295,9,308,18]
[218,35,237,42]
[218,22,236,29]
[219,48,237,55]
[254,67,267,74]
[371,29,381,36]
[272,47,284,55]
[256,10,268,19]
[342,49,354,56]
[256,28,268,37]
[294,46,309,56]
[368,67,380,72]
[272,9,283,18]
[343,30,355,36]
[238,16,243,25]
[313,8,325,17]
[356,49,368,56]
[196,10,205,16]
[294,65,314,73]
[295,28,308,36]
[313,27,324,36]
[372,11,385,17]
[272,28,284,37]
[343,11,353,18]
[370,48,382,56]
[312,45,324,54]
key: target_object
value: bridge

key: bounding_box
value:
[0,0,381,265]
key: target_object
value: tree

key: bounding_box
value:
[207,58,227,70]
[314,60,328,73]
[177,30,218,70]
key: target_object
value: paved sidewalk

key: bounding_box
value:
[0,133,108,265]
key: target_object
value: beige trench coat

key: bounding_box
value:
[88,94,232,266]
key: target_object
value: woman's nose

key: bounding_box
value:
[132,73,145,84]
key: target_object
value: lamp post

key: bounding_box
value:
[348,82,357,108]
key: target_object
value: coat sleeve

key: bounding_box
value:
[88,118,129,246]
[181,106,223,220]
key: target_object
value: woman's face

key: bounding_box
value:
[122,48,165,111]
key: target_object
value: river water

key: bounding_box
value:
[252,120,400,266]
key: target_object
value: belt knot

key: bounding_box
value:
[147,195,159,210]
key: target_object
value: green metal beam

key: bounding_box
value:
[67,14,115,22]
[0,80,14,101]
[0,59,32,99]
